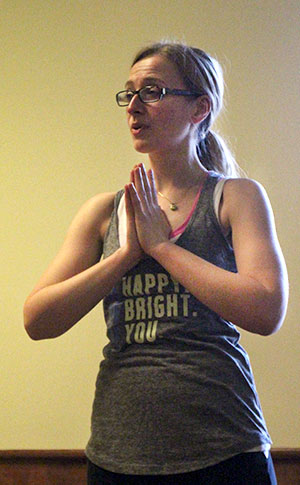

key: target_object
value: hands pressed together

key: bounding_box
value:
[124,163,171,262]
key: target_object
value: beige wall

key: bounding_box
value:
[1,0,299,449]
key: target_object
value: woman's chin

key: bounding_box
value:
[131,139,152,154]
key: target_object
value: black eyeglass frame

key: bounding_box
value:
[116,85,204,107]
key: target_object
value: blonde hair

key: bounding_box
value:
[132,42,242,177]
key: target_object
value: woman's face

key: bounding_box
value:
[125,55,198,156]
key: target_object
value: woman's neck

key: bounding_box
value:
[148,147,207,193]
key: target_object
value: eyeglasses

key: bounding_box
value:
[116,85,203,107]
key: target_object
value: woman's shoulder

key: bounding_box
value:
[223,177,268,204]
[220,177,271,231]
[84,191,117,211]
[71,192,117,242]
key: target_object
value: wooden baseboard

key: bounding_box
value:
[0,450,86,485]
[0,449,299,484]
[271,449,300,485]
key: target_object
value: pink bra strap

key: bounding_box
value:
[169,177,207,239]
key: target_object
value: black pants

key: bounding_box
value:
[87,452,277,484]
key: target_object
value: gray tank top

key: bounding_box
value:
[85,171,271,475]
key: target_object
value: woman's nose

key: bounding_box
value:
[127,94,144,114]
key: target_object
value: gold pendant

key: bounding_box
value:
[170,203,178,211]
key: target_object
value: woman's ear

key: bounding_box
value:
[191,95,211,124]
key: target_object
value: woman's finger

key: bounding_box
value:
[147,168,158,205]
[139,163,153,203]
[124,184,144,261]
[132,165,149,209]
[124,184,134,220]
[126,181,143,215]
[130,165,138,185]
[132,163,155,206]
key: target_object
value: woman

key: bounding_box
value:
[24,42,288,484]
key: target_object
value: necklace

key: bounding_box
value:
[158,191,178,211]
[157,171,207,212]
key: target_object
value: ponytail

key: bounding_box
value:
[197,130,243,178]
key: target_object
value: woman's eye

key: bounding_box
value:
[145,86,159,94]
[141,86,160,100]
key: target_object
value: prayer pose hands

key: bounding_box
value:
[125,163,171,258]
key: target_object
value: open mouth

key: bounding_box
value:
[131,123,147,135]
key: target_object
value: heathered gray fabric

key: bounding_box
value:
[85,171,272,475]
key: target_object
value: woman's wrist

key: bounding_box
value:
[117,245,142,271]
[147,240,173,262]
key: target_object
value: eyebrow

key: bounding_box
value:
[125,77,166,89]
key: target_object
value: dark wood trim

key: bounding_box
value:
[0,449,86,461]
[272,448,300,460]
[0,449,299,485]
[0,450,87,484]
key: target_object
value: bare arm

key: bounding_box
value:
[128,167,289,335]
[24,191,142,340]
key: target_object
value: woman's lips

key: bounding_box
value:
[131,123,148,136]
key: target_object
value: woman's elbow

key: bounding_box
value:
[258,317,283,336]
[23,307,42,340]
[24,325,43,340]
[258,291,288,336]
[238,285,288,336]
[23,299,51,340]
